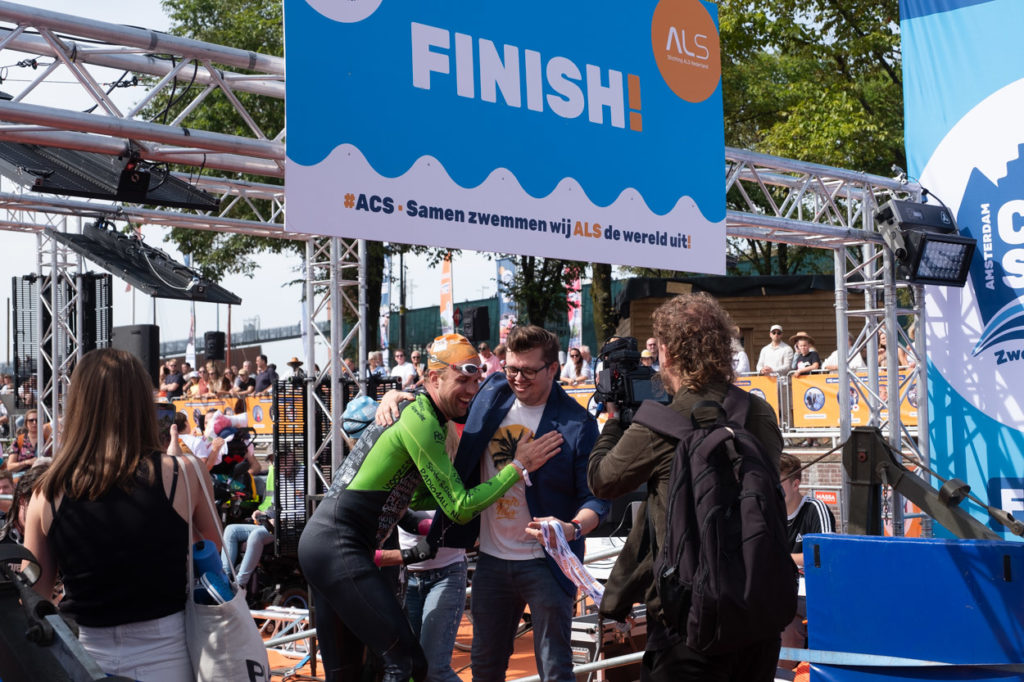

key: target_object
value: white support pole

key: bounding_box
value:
[330,238,344,472]
[305,239,319,509]
[358,239,368,396]
[0,1,284,75]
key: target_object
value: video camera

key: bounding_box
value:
[593,337,668,425]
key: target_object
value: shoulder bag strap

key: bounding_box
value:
[632,400,691,441]
[179,455,195,597]
[179,454,237,583]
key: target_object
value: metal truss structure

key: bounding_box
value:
[0,2,933,533]
[726,150,928,534]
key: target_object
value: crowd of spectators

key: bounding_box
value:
[746,322,914,378]
[157,354,278,402]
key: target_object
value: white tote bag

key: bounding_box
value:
[180,454,271,682]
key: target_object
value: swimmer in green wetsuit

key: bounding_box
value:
[298,333,562,682]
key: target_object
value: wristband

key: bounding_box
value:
[373,550,383,567]
[570,520,583,541]
[512,459,532,487]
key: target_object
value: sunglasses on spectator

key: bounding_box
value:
[26,418,37,423]
[504,363,549,381]
[771,330,782,335]
[569,353,580,358]
[432,357,482,375]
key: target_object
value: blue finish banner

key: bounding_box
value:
[284,1,725,273]
[901,0,1024,537]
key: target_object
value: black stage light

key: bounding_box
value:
[877,199,977,287]
[46,222,241,305]
[117,152,151,203]
[0,142,219,211]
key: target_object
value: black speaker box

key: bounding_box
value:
[111,324,160,386]
[461,306,490,345]
[204,331,226,361]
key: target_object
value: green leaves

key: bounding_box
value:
[720,0,903,274]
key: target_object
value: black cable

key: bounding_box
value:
[158,58,199,125]
[780,438,847,483]
[83,69,130,114]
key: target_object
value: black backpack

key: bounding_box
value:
[632,386,797,654]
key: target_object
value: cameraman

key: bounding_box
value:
[587,293,783,682]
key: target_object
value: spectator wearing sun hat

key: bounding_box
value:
[789,331,821,377]
[286,356,306,380]
[757,323,794,376]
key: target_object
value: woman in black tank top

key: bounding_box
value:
[22,349,222,681]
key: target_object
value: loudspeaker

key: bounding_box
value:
[461,306,490,345]
[204,331,226,361]
[111,324,160,386]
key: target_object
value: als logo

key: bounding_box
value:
[960,142,1024,359]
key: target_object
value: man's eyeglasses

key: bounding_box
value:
[432,357,482,375]
[770,330,782,335]
[504,363,549,381]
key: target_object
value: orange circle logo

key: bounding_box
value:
[651,0,721,103]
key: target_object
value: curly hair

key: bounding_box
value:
[652,293,735,391]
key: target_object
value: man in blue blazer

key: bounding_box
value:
[427,324,608,682]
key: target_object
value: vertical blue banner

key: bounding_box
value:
[284,0,726,273]
[902,0,1024,537]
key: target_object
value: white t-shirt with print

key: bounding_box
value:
[479,399,546,561]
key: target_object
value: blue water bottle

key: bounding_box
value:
[192,540,234,604]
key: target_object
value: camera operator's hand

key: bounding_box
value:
[604,402,619,420]
[513,430,562,474]
[375,389,415,426]
[401,538,437,565]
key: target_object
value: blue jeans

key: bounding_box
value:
[470,553,575,682]
[405,560,467,682]
[221,523,274,585]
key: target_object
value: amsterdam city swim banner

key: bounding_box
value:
[902,0,1024,536]
[284,1,725,273]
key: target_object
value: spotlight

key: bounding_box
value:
[877,199,977,287]
[116,152,151,203]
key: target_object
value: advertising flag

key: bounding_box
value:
[380,254,391,350]
[440,254,454,334]
[902,0,1024,536]
[497,257,517,344]
[567,271,583,350]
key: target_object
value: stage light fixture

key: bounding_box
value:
[877,199,977,287]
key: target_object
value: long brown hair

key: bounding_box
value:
[40,349,161,501]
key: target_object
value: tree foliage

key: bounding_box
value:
[719,0,903,274]
[156,0,292,282]
[589,262,617,345]
[499,257,585,329]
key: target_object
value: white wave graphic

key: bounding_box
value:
[921,78,1024,428]
[303,0,382,24]
[286,144,725,274]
